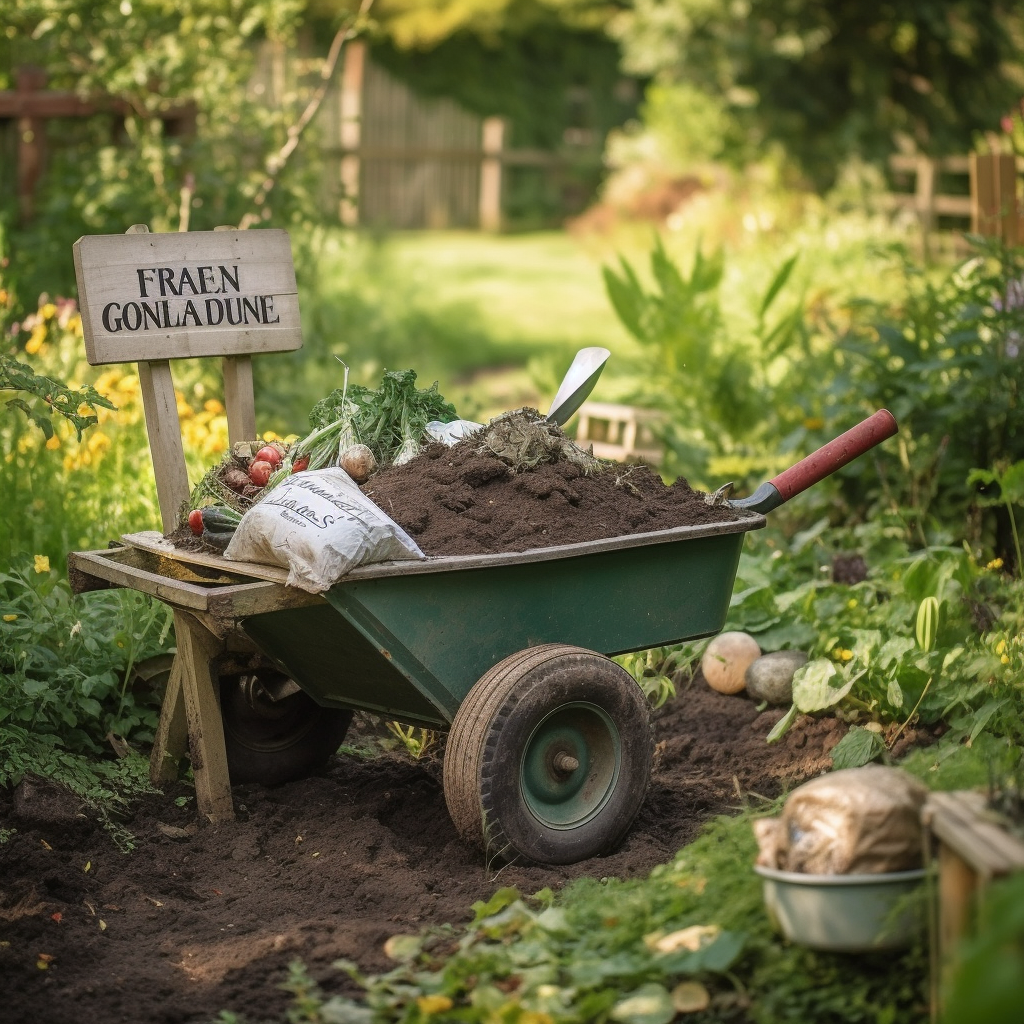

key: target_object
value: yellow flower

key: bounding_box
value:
[997,639,1007,655]
[87,431,111,455]
[841,649,854,661]
[987,558,1004,570]
[1001,654,1010,665]
[34,555,50,574]
[262,430,280,441]
[45,435,61,450]
[40,302,57,320]
[847,598,858,609]
[803,417,825,430]
[0,288,8,305]
[203,398,224,414]
[415,994,453,1015]
[25,323,47,354]
[3,614,17,622]
[95,369,122,395]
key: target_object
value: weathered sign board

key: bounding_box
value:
[73,228,302,365]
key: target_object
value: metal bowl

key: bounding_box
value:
[754,864,927,952]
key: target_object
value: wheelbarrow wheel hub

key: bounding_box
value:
[444,644,653,866]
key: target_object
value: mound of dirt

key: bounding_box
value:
[362,412,738,556]
[0,682,850,1024]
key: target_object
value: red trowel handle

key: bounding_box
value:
[773,409,898,501]
[728,409,898,513]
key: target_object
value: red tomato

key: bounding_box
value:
[255,445,282,467]
[188,509,205,536]
[249,459,273,487]
[291,455,309,473]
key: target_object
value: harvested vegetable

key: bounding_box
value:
[340,443,376,483]
[188,509,205,536]
[249,460,273,487]
[255,445,282,467]
[307,369,458,469]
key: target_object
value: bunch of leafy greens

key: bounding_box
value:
[307,369,458,467]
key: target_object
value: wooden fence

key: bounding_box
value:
[888,152,1023,257]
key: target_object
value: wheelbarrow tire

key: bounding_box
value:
[444,644,653,866]
[220,673,352,787]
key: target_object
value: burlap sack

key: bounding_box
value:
[754,764,927,875]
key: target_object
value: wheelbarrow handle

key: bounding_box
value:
[729,410,898,514]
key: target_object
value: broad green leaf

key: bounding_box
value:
[969,699,1008,744]
[470,887,520,922]
[1000,461,1024,503]
[886,679,905,710]
[877,636,916,669]
[793,659,855,713]
[758,253,799,320]
[831,727,887,769]
[535,907,571,934]
[611,983,675,1024]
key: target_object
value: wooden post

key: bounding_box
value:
[915,156,935,263]
[172,610,234,821]
[222,355,257,445]
[150,657,188,785]
[480,116,505,232]
[971,152,1019,244]
[16,66,48,223]
[339,40,365,226]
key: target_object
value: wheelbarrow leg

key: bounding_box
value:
[150,656,188,786]
[151,610,235,822]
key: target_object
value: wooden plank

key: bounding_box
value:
[66,548,211,609]
[222,354,256,444]
[924,791,1024,876]
[150,657,189,785]
[173,610,234,822]
[479,116,504,231]
[339,40,364,226]
[971,153,999,236]
[932,195,973,216]
[72,228,302,365]
[138,360,191,534]
[996,152,1019,245]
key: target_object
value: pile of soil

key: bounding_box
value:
[363,433,738,557]
[0,683,852,1024]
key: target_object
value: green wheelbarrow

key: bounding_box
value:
[69,410,896,866]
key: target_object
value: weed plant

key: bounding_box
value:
[238,812,926,1024]
[0,552,172,779]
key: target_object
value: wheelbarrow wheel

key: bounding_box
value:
[444,644,653,866]
[220,672,352,787]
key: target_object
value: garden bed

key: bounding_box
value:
[0,682,852,1024]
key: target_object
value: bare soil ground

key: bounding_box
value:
[0,682,850,1024]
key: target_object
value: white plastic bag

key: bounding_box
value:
[426,419,484,445]
[223,468,424,593]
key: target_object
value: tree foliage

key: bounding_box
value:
[0,0,323,301]
[612,0,1024,188]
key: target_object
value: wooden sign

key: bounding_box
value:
[73,228,302,365]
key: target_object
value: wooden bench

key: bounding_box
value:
[574,401,663,464]
[69,224,310,821]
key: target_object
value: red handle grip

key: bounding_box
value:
[770,410,898,501]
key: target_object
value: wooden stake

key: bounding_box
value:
[172,610,234,822]
[150,657,188,785]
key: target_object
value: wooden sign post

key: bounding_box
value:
[74,225,302,531]
[73,225,304,823]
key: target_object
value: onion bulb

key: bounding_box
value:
[340,443,377,483]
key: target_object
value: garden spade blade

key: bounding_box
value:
[545,347,611,426]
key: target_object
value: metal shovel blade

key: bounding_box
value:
[545,347,611,426]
